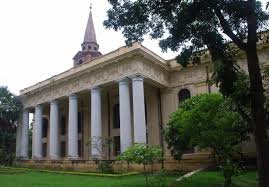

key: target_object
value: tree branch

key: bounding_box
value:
[236,102,252,130]
[214,8,247,51]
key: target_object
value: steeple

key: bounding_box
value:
[83,5,97,45]
[73,4,102,66]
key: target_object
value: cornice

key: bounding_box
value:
[20,43,170,96]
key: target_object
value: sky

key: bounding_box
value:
[0,0,268,95]
[0,0,176,95]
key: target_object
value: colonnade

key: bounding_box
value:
[16,75,147,160]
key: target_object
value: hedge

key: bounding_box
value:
[3,167,139,177]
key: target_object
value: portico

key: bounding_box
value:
[16,67,165,160]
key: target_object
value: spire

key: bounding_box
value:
[73,4,102,67]
[83,5,97,44]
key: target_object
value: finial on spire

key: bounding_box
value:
[90,2,92,12]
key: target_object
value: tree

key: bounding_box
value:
[104,1,269,186]
[164,94,249,187]
[86,137,114,173]
[264,67,269,124]
[117,143,162,187]
[0,87,22,165]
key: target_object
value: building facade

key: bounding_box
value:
[16,9,269,171]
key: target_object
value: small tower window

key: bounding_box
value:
[82,46,86,50]
[88,46,91,50]
[94,47,97,51]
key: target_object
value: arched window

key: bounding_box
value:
[178,89,191,105]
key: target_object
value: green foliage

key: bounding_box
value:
[97,160,114,174]
[0,86,22,166]
[164,94,249,187]
[0,87,22,124]
[104,0,268,57]
[117,144,163,187]
[117,143,162,166]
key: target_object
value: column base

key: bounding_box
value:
[67,156,79,160]
[91,155,102,160]
[16,156,29,161]
[20,156,29,160]
[49,155,60,160]
[32,155,43,160]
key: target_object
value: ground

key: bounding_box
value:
[173,171,258,187]
[0,168,257,187]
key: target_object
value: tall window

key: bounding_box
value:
[78,140,82,157]
[113,104,120,129]
[78,112,83,133]
[60,116,66,135]
[60,141,66,157]
[113,136,121,156]
[42,143,47,157]
[178,89,191,105]
[42,118,48,138]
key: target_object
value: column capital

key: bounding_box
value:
[91,86,101,93]
[50,99,58,105]
[23,109,30,113]
[129,74,144,82]
[35,104,43,109]
[118,78,130,85]
[69,94,77,100]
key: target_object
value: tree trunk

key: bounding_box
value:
[224,175,232,187]
[246,47,269,187]
[143,164,149,187]
[246,1,269,186]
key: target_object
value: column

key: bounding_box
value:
[91,87,102,158]
[119,78,132,152]
[21,110,29,159]
[33,105,43,159]
[131,75,147,143]
[68,94,78,159]
[16,118,22,158]
[49,100,60,159]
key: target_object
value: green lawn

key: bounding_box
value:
[0,168,258,187]
[173,171,258,187]
[0,170,178,187]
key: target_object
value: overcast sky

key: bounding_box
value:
[0,0,267,95]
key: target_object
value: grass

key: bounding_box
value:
[173,170,258,187]
[0,167,258,187]
[0,168,179,187]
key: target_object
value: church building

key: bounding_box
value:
[16,7,269,171]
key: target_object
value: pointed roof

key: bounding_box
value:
[83,10,97,44]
